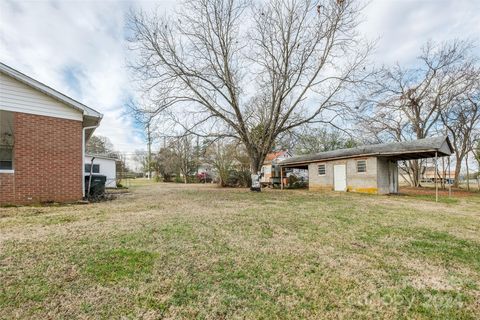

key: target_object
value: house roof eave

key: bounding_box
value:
[0,62,103,121]
[280,136,454,167]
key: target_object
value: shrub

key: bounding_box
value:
[286,175,308,189]
[225,170,251,187]
[287,175,298,186]
[288,181,308,189]
[162,174,173,182]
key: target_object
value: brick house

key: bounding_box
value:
[0,62,102,205]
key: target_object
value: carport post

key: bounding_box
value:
[435,152,438,202]
[280,166,284,190]
[448,155,452,197]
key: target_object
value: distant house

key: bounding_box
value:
[280,137,453,194]
[422,166,456,183]
[0,62,102,205]
[84,155,117,188]
[397,164,457,185]
[260,150,291,186]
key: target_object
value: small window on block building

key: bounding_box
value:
[357,159,367,173]
[0,111,14,171]
[318,164,326,176]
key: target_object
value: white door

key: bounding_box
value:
[334,164,347,191]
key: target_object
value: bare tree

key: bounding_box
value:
[115,153,131,187]
[127,95,170,180]
[473,136,480,190]
[134,150,149,176]
[86,135,115,156]
[154,147,177,182]
[128,0,371,182]
[358,40,478,186]
[292,127,357,154]
[170,135,198,183]
[205,139,238,186]
[441,77,480,187]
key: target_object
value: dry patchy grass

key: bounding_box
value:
[1,182,479,319]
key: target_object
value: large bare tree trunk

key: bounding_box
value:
[409,160,422,187]
[453,157,462,188]
[466,153,470,191]
[249,151,266,175]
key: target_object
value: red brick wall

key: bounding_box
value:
[0,173,15,204]
[0,112,83,205]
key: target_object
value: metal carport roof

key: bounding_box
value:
[280,136,454,167]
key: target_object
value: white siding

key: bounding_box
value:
[84,156,117,188]
[260,164,272,183]
[0,73,83,121]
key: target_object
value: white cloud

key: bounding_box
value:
[0,0,178,154]
[360,0,480,65]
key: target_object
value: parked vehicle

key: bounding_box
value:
[196,172,213,183]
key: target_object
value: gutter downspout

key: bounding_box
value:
[82,125,99,198]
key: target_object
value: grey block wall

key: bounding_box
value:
[308,156,380,193]
[376,157,391,194]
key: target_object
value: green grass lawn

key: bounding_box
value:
[1,183,479,319]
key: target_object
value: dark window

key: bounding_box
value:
[85,164,100,174]
[0,111,14,170]
[318,164,326,175]
[357,160,367,173]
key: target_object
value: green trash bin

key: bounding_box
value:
[84,175,106,198]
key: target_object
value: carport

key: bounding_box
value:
[279,136,454,201]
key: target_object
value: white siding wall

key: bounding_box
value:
[84,156,117,188]
[260,164,272,183]
[0,73,83,121]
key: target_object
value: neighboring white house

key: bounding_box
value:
[260,150,292,186]
[84,154,117,188]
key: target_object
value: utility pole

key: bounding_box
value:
[448,155,452,197]
[121,152,125,187]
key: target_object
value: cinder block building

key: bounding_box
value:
[279,137,453,194]
[0,62,102,205]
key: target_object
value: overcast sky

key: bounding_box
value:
[1,0,479,157]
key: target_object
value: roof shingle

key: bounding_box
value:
[280,136,453,166]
